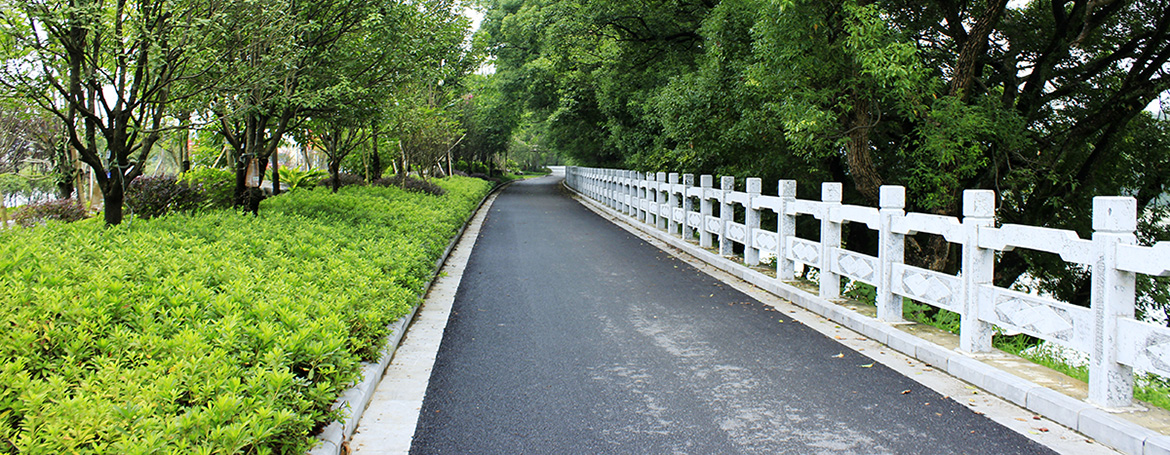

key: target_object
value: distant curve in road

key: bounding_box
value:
[410,175,1053,455]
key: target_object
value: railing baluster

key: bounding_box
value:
[820,183,843,299]
[720,176,735,257]
[1089,197,1138,407]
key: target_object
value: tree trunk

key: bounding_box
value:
[846,90,882,205]
[180,120,191,173]
[370,126,383,180]
[234,157,248,208]
[396,140,407,176]
[1,190,8,228]
[948,0,1009,101]
[271,149,281,195]
[329,160,341,193]
[102,173,125,225]
[56,142,75,199]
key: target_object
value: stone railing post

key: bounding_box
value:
[607,170,616,209]
[614,170,621,210]
[778,180,797,280]
[668,173,680,235]
[960,190,996,352]
[876,186,905,322]
[682,174,695,240]
[656,172,668,230]
[745,178,762,266]
[599,169,607,207]
[1089,197,1138,408]
[641,170,650,222]
[646,173,658,226]
[719,176,735,257]
[626,170,636,217]
[700,175,714,248]
[819,183,843,299]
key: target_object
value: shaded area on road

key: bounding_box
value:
[411,176,1053,454]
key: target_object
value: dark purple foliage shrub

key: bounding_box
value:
[125,175,204,219]
[317,173,366,189]
[373,174,446,196]
[468,173,501,184]
[13,198,88,227]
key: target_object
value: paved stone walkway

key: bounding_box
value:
[352,173,1116,454]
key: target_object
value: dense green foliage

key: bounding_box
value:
[479,0,1170,316]
[0,176,491,453]
[179,167,237,211]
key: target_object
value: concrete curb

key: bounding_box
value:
[566,181,1165,455]
[308,180,511,455]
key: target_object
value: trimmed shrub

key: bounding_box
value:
[12,198,88,227]
[180,166,235,210]
[125,175,204,219]
[0,176,492,454]
[372,174,446,196]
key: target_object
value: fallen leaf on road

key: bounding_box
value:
[832,353,844,358]
[834,336,845,340]
[1015,418,1028,421]
[860,363,874,368]
[900,390,911,394]
[1037,428,1049,433]
[1032,416,1041,420]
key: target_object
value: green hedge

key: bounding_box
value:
[0,176,491,454]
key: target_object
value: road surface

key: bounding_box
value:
[409,175,1056,454]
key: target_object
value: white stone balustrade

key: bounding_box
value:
[565,166,1170,410]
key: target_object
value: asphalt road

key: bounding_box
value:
[410,175,1054,454]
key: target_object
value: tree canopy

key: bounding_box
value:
[1,0,484,221]
[477,0,1170,314]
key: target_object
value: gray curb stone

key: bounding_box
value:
[1146,435,1170,455]
[566,181,1166,455]
[1026,386,1093,430]
[1079,408,1158,455]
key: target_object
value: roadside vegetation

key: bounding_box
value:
[0,177,491,453]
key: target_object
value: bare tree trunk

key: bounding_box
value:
[270,148,281,195]
[102,164,125,225]
[180,112,191,173]
[397,140,408,176]
[846,90,882,205]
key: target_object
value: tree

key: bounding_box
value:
[452,74,519,173]
[0,99,73,197]
[477,0,714,167]
[0,0,224,224]
[476,0,1170,315]
[395,93,464,178]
